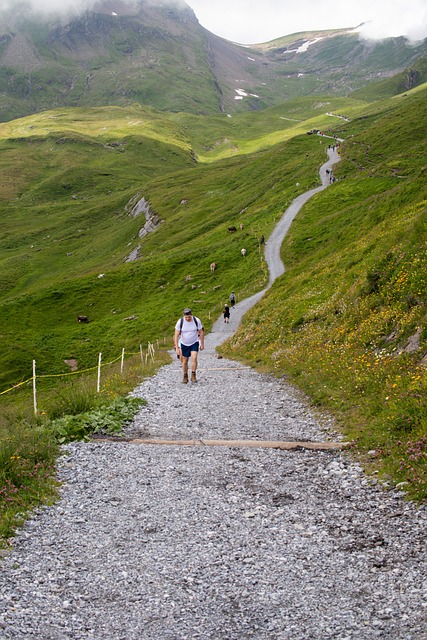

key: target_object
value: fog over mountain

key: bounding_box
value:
[189,0,427,44]
[0,0,186,17]
[1,0,426,43]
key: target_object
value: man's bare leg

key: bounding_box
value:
[182,356,189,383]
[190,351,198,382]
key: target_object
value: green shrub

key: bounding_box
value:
[48,396,145,443]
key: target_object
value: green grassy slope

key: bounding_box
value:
[167,96,367,161]
[224,86,427,499]
[0,85,426,498]
[350,58,427,101]
[0,143,326,386]
[0,105,195,297]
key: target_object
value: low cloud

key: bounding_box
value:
[0,0,97,14]
[358,11,427,43]
[0,0,187,17]
[187,0,427,44]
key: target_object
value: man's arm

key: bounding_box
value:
[174,329,181,354]
[198,328,205,350]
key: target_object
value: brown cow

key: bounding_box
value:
[227,226,237,233]
[77,315,89,323]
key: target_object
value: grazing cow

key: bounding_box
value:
[241,248,247,257]
[227,226,237,233]
[210,262,217,273]
[239,223,244,231]
[77,315,89,323]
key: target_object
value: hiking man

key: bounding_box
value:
[229,291,236,308]
[174,308,204,384]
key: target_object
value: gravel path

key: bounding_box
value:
[1,149,426,640]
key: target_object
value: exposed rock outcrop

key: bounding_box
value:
[125,194,162,262]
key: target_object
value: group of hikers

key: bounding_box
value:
[173,291,236,384]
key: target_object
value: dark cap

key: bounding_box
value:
[183,307,192,315]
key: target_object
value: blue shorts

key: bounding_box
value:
[180,342,199,358]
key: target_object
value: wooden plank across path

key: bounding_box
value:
[95,437,348,451]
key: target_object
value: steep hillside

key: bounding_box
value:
[0,0,426,120]
[0,0,224,118]
[257,30,427,90]
[0,82,426,501]
[0,96,361,305]
[224,86,427,499]
[350,57,427,100]
[0,98,336,387]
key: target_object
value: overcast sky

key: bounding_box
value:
[0,0,426,43]
[186,0,427,44]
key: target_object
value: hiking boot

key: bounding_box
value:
[182,373,188,384]
[191,371,197,383]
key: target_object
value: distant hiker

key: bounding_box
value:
[174,308,204,384]
[223,305,230,323]
[260,235,265,245]
[229,291,236,308]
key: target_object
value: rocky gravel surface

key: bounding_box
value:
[1,148,426,639]
[0,350,426,640]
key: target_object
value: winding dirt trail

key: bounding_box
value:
[207,145,340,348]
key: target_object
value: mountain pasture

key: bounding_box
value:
[0,84,426,543]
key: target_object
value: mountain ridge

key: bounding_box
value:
[0,0,426,121]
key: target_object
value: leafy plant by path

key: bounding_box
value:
[48,396,145,443]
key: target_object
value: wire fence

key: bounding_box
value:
[0,339,165,415]
[1,264,267,414]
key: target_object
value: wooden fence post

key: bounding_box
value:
[32,360,37,416]
[97,353,102,393]
[120,348,125,375]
